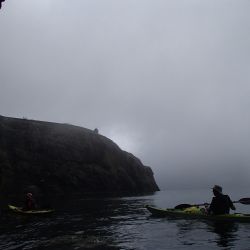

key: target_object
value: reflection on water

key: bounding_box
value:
[207,221,239,248]
[1,190,250,249]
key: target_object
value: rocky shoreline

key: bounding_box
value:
[0,115,159,206]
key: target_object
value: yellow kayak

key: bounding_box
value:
[8,205,54,214]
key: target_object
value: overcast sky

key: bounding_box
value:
[1,0,250,190]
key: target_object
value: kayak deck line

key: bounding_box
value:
[8,205,54,214]
[145,205,250,222]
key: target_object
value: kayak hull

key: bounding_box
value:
[145,205,250,222]
[8,205,54,214]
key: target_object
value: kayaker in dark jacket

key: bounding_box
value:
[208,185,235,215]
[23,193,36,210]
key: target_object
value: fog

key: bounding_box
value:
[1,0,250,190]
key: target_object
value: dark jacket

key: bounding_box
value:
[24,197,36,210]
[208,194,235,215]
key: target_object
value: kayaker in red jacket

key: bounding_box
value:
[207,185,235,215]
[23,193,36,210]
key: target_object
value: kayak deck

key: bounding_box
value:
[145,205,250,222]
[8,205,54,214]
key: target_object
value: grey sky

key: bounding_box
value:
[1,0,250,190]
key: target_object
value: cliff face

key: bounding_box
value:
[0,115,159,201]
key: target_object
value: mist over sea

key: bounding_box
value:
[1,189,250,250]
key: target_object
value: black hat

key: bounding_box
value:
[212,185,222,193]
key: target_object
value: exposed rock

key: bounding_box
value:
[0,115,159,205]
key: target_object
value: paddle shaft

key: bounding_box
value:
[196,198,250,207]
[175,198,250,209]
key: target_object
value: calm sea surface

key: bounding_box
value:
[1,189,250,249]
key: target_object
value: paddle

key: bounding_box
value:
[174,198,250,209]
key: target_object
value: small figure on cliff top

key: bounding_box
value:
[23,192,37,210]
[93,128,99,134]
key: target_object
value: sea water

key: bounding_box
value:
[1,189,250,249]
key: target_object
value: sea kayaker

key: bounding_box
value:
[207,185,235,215]
[23,192,36,210]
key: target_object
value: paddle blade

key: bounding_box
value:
[238,198,250,205]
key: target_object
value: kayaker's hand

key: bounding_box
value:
[204,203,209,208]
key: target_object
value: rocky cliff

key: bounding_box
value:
[0,115,159,204]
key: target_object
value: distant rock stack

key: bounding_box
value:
[0,115,159,204]
[0,0,5,9]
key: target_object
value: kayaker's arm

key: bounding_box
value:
[207,198,215,214]
[228,197,236,210]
